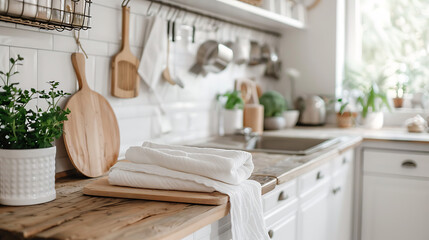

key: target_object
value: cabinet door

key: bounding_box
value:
[267,213,297,240]
[330,166,353,240]
[298,188,330,240]
[362,175,429,240]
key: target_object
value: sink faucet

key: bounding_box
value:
[236,127,260,149]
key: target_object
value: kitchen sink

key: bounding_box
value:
[191,135,341,155]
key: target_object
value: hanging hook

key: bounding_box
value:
[122,0,130,7]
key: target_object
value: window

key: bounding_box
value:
[344,0,429,110]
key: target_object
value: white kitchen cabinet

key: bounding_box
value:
[330,160,353,240]
[297,161,331,240]
[297,183,330,240]
[361,149,429,240]
[362,175,429,240]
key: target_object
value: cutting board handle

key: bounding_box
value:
[121,6,130,50]
[71,53,89,90]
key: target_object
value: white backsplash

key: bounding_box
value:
[0,0,286,173]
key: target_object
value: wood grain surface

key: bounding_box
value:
[0,177,229,240]
[63,53,120,178]
[111,6,140,98]
[83,178,229,205]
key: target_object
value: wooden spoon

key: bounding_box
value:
[162,20,176,86]
[63,53,120,178]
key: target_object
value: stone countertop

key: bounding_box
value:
[0,134,362,240]
[264,125,429,143]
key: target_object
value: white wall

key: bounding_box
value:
[281,0,345,99]
[0,0,283,173]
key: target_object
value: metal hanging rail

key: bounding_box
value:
[145,0,281,37]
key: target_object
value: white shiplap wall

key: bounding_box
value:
[0,0,283,173]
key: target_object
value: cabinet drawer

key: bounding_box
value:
[299,162,330,196]
[332,149,354,174]
[363,149,429,178]
[263,179,297,213]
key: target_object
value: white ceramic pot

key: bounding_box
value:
[222,109,243,135]
[0,146,56,206]
[361,112,384,129]
[264,116,286,130]
[283,110,299,128]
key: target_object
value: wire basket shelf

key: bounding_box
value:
[0,0,91,31]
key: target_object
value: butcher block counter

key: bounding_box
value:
[0,136,361,240]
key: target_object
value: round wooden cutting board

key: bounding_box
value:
[63,53,120,177]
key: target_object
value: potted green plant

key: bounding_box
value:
[259,90,286,130]
[357,84,391,129]
[336,98,357,128]
[392,82,407,108]
[0,55,71,206]
[217,90,244,135]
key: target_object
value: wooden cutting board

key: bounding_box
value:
[63,53,120,178]
[83,178,229,205]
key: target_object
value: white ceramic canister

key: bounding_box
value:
[0,146,56,206]
[7,0,37,18]
[222,109,244,135]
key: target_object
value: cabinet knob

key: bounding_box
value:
[332,187,341,195]
[316,171,324,180]
[278,191,289,201]
[402,160,417,168]
[268,229,274,238]
[342,157,347,164]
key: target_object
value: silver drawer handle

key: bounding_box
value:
[332,187,341,195]
[278,191,289,201]
[316,171,324,180]
[402,160,417,168]
[268,229,274,238]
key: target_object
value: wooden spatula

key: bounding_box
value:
[111,6,139,98]
[64,53,120,178]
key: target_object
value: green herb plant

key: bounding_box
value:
[357,84,391,118]
[337,98,349,115]
[259,90,286,118]
[217,91,244,110]
[393,82,407,98]
[0,55,71,149]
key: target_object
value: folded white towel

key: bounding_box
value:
[125,142,254,185]
[109,142,269,240]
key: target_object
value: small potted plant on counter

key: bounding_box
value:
[0,55,71,206]
[357,84,391,129]
[336,98,357,128]
[217,90,244,135]
[259,90,286,130]
[392,82,407,108]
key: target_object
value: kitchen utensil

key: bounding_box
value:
[162,21,176,86]
[189,40,233,76]
[296,95,326,125]
[248,41,262,65]
[83,178,228,205]
[235,79,264,134]
[111,5,140,98]
[170,21,185,88]
[232,37,250,64]
[64,53,120,178]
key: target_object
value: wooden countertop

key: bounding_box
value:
[0,136,361,240]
